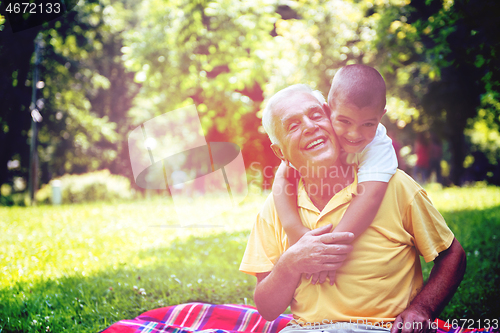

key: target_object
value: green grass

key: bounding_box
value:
[423,184,500,320]
[1,185,500,332]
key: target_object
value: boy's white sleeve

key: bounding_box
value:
[348,124,398,183]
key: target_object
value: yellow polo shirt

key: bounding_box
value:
[239,170,454,325]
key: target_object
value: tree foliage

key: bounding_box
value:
[370,0,500,183]
[0,0,139,190]
[121,0,279,186]
[1,0,500,196]
[38,0,140,178]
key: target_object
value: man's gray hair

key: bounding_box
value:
[262,84,326,144]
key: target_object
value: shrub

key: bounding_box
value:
[1,184,29,206]
[36,170,133,204]
[0,193,28,206]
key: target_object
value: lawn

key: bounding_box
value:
[1,185,499,332]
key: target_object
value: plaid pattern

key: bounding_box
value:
[101,303,499,333]
[101,303,293,333]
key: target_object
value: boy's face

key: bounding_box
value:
[329,100,386,154]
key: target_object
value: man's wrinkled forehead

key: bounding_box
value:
[275,93,324,128]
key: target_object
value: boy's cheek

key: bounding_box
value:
[365,129,378,142]
[331,123,344,136]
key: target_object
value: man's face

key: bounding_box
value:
[329,100,385,154]
[271,93,339,170]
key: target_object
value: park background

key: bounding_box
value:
[1,0,500,332]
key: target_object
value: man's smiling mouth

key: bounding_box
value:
[306,138,326,150]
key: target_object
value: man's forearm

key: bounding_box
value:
[391,238,466,333]
[254,251,302,321]
[413,238,466,317]
[406,238,466,319]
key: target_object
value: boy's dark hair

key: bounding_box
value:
[328,64,386,113]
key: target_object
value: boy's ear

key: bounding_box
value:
[380,108,387,120]
[270,143,287,163]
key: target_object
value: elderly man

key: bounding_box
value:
[239,84,466,332]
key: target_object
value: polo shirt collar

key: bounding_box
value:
[297,173,358,220]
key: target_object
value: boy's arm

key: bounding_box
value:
[337,124,395,237]
[312,181,388,285]
[272,162,309,245]
[333,181,388,237]
[314,124,396,285]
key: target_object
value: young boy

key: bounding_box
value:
[272,64,397,285]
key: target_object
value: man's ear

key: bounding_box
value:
[322,102,332,118]
[270,143,287,163]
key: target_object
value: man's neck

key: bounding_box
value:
[302,162,355,211]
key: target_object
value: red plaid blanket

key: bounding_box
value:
[101,303,292,333]
[101,303,499,333]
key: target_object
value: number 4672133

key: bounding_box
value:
[5,2,61,14]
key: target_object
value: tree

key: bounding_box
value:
[370,0,500,184]
[0,13,41,189]
[0,0,140,197]
[120,0,381,188]
[120,0,283,187]
[6,0,498,195]
[38,0,140,179]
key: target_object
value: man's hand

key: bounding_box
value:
[307,270,336,285]
[254,224,354,321]
[390,305,435,333]
[286,224,354,276]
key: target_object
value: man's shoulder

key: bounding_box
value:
[389,169,422,187]
[391,168,420,182]
[387,169,424,199]
[257,192,280,226]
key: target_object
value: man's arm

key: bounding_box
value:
[253,225,354,321]
[254,264,298,321]
[390,237,466,333]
